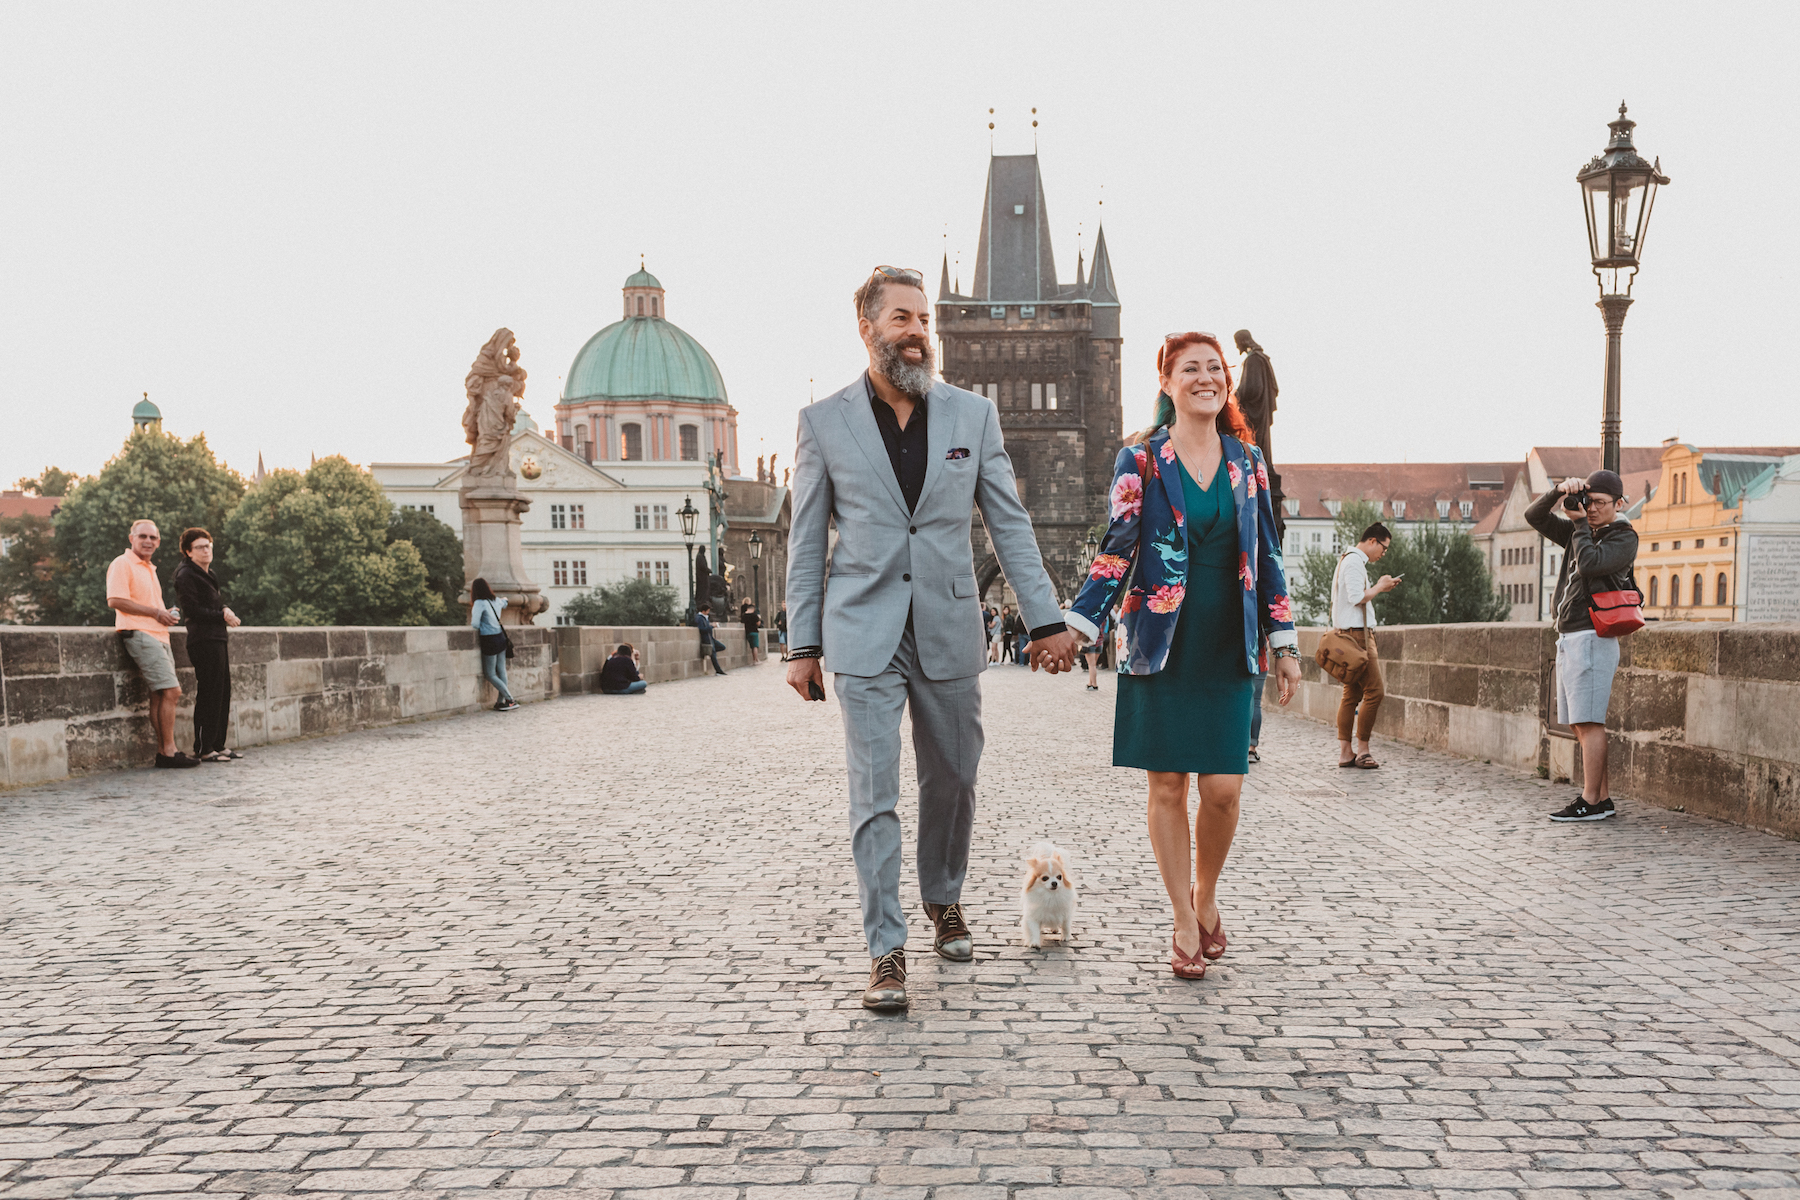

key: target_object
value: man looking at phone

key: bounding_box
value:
[785,265,1077,1011]
[1333,522,1399,769]
[1526,469,1637,821]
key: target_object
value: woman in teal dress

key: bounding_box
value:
[1064,333,1301,980]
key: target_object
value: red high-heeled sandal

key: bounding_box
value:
[1200,915,1228,961]
[1170,932,1207,979]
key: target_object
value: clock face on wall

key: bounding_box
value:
[519,455,542,480]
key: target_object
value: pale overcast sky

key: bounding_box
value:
[4,2,1796,489]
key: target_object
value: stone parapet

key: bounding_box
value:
[1,625,557,788]
[555,623,754,692]
[1278,621,1800,839]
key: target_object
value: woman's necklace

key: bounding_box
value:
[1168,424,1223,491]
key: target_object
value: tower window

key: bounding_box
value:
[1020,306,1036,318]
[621,423,643,460]
[651,296,659,317]
[679,425,699,461]
[1013,204,1024,215]
[1046,383,1057,411]
[636,297,644,316]
[990,306,1005,319]
[1031,383,1043,409]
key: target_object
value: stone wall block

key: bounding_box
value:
[8,673,118,725]
[6,719,70,787]
[66,714,151,775]
[366,628,410,655]
[57,632,127,675]
[1612,669,1687,733]
[327,629,370,659]
[1630,624,1720,675]
[266,659,324,699]
[266,696,301,742]
[447,627,478,651]
[1430,663,1481,708]
[1744,755,1800,837]
[231,700,268,746]
[1718,624,1800,683]
[1405,698,1450,750]
[1485,624,1552,671]
[1,631,63,677]
[278,629,331,660]
[229,662,268,702]
[230,630,280,664]
[1438,624,1492,667]
[298,693,329,735]
[1476,667,1540,715]
[1372,626,1404,662]
[1447,706,1541,769]
[1634,739,1745,822]
[1400,625,1441,663]
[405,628,450,655]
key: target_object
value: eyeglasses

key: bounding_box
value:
[1165,331,1219,342]
[871,265,923,285]
[1581,495,1617,508]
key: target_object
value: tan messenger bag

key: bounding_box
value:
[1313,551,1373,685]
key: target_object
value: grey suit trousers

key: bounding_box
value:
[834,621,984,957]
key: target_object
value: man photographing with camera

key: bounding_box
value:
[1526,469,1639,822]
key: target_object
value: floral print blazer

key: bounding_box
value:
[1064,429,1297,676]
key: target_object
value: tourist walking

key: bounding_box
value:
[1248,638,1267,764]
[599,643,649,695]
[741,600,763,663]
[999,605,1016,663]
[776,602,789,660]
[173,528,243,762]
[1064,332,1299,981]
[106,520,198,768]
[1331,523,1399,768]
[469,578,519,711]
[786,264,1077,1010]
[695,602,726,675]
[1527,469,1639,821]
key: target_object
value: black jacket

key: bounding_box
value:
[1525,489,1639,635]
[598,653,641,693]
[173,560,230,645]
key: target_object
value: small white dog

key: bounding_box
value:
[1019,842,1077,948]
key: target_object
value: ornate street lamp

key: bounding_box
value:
[1578,102,1669,475]
[678,495,699,617]
[1084,531,1099,568]
[748,530,763,620]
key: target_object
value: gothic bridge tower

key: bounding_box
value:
[936,152,1122,603]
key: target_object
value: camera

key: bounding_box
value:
[1562,489,1590,513]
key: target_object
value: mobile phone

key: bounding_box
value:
[807,679,826,702]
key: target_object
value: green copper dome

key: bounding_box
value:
[132,397,161,420]
[563,316,728,404]
[624,266,662,289]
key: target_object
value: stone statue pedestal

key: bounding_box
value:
[459,474,547,624]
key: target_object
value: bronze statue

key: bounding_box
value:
[1233,330,1277,466]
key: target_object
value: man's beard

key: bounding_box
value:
[872,330,936,399]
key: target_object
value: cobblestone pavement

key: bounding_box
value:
[4,660,1800,1200]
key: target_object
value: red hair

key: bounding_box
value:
[1137,331,1256,447]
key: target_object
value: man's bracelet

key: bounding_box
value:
[788,647,823,661]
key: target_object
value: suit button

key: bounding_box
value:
[909,525,917,534]
[903,573,911,581]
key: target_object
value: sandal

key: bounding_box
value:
[1170,932,1206,980]
[1338,757,1359,768]
[1353,753,1380,769]
[1200,915,1228,961]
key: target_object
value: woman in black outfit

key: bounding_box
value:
[174,528,242,762]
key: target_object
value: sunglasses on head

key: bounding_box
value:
[871,265,923,285]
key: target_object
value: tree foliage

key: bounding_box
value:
[0,513,62,623]
[561,577,681,626]
[1294,498,1506,626]
[14,467,79,497]
[49,431,245,625]
[387,506,464,624]
[224,457,443,626]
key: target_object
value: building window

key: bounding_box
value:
[634,504,649,530]
[679,425,699,461]
[1436,499,1451,519]
[1391,500,1405,519]
[1528,546,1534,563]
[1324,500,1341,517]
[1717,572,1728,606]
[569,504,584,530]
[1669,574,1680,606]
[636,560,651,581]
[621,423,643,460]
[1031,383,1043,409]
[653,504,669,530]
[987,383,1000,403]
[1459,500,1473,519]
[550,504,566,530]
[1311,532,1322,544]
[1020,305,1036,318]
[1673,540,1681,550]
[651,296,659,317]
[1693,573,1704,604]
[1046,383,1057,410]
[573,424,588,458]
[1694,538,1704,548]
[572,560,587,587]
[552,560,568,587]
[655,560,671,586]
[1651,542,1659,552]
[636,297,644,316]
[990,306,1005,319]
[1721,536,1730,547]
[556,615,574,626]
[1528,583,1534,603]
[1649,576,1659,606]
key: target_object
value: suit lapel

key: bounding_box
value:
[1149,430,1185,528]
[911,383,956,513]
[1225,436,1248,522]
[838,375,909,516]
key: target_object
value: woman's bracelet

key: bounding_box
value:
[1270,645,1301,660]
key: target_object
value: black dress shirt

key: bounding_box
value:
[866,372,928,513]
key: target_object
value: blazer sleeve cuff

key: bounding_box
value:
[1268,629,1298,651]
[1062,610,1100,642]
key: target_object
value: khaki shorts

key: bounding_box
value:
[122,630,179,691]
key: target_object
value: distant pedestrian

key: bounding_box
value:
[107,520,197,768]
[1000,605,1017,663]
[599,642,648,695]
[1527,470,1639,822]
[695,601,727,675]
[1248,638,1267,765]
[776,602,789,660]
[173,528,243,762]
[1331,523,1399,769]
[469,578,519,711]
[740,600,762,663]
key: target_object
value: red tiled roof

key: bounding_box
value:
[1533,446,1665,478]
[0,491,60,520]
[1274,462,1522,524]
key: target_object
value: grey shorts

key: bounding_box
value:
[1556,629,1619,725]
[122,630,180,692]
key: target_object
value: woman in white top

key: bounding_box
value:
[468,577,518,712]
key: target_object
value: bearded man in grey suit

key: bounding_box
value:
[785,266,1079,1010]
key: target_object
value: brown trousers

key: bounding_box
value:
[1335,628,1384,742]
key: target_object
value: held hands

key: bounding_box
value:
[787,655,824,701]
[1030,630,1081,674]
[1274,655,1302,706]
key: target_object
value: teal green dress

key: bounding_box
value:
[1113,457,1254,774]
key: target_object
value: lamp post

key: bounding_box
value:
[748,530,763,618]
[1084,531,1099,570]
[678,495,699,619]
[1578,102,1669,476]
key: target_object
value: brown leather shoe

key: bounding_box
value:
[923,901,974,962]
[862,948,908,1011]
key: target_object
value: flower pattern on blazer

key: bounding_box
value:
[1067,429,1296,676]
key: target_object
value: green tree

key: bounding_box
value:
[1378,522,1510,625]
[14,466,79,497]
[387,506,464,624]
[224,456,443,626]
[1294,500,1381,625]
[0,513,63,623]
[49,431,245,625]
[561,577,681,626]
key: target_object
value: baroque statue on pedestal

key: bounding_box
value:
[462,329,527,478]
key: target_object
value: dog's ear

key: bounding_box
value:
[1053,852,1075,888]
[1023,856,1043,878]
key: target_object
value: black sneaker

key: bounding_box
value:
[1550,798,1615,822]
[154,752,201,769]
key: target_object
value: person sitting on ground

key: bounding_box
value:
[599,643,648,695]
[107,519,197,768]
[694,602,726,675]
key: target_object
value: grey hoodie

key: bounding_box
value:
[1525,489,1639,634]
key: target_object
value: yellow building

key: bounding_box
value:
[1637,440,1800,621]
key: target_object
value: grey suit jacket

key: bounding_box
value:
[786,376,1062,680]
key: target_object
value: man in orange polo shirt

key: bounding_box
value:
[106,519,198,768]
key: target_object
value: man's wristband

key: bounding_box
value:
[788,646,823,660]
[1026,622,1067,643]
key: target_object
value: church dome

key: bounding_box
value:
[562,268,728,405]
[132,397,161,421]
